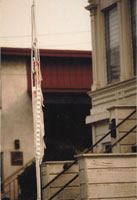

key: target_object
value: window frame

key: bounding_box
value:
[104,4,121,84]
[130,0,137,75]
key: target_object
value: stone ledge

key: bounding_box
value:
[42,160,74,165]
[88,77,136,97]
[107,105,136,110]
[86,110,109,124]
[75,153,137,159]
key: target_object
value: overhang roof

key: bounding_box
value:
[1,47,92,58]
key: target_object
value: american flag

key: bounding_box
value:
[31,46,45,164]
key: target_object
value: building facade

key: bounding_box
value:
[41,1,137,199]
[1,48,92,199]
[1,52,34,182]
[85,0,136,153]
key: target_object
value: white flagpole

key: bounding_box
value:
[31,1,45,199]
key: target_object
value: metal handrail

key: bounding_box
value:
[105,124,137,153]
[2,158,35,185]
[42,109,136,191]
[47,123,137,200]
[85,109,136,154]
[1,158,35,200]
[48,174,79,200]
[42,160,77,190]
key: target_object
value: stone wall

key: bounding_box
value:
[1,56,34,180]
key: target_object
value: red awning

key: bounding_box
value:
[27,55,92,93]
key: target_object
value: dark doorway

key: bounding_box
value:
[43,93,92,161]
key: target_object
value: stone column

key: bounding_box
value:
[86,0,101,91]
[97,6,107,88]
[118,0,134,81]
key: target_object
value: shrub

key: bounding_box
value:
[18,162,37,200]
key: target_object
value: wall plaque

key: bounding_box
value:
[11,152,23,166]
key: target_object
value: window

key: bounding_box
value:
[105,5,120,84]
[130,0,137,75]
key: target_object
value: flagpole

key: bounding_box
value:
[31,1,45,199]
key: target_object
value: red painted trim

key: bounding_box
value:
[28,89,90,94]
[1,47,92,58]
[42,88,90,93]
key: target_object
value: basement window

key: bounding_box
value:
[104,142,112,153]
[104,5,120,84]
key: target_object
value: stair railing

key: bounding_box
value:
[42,109,136,191]
[105,124,137,153]
[48,122,137,200]
[1,158,35,200]
[48,174,79,200]
[48,123,137,200]
[42,109,136,200]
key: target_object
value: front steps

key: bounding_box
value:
[41,153,137,200]
[41,161,80,200]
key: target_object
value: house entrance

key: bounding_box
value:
[43,93,92,161]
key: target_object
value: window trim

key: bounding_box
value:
[100,0,120,11]
[129,0,137,75]
[104,4,121,84]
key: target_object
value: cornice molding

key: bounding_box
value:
[88,77,136,97]
[85,0,98,15]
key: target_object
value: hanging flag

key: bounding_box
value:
[31,48,45,163]
[31,1,46,199]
